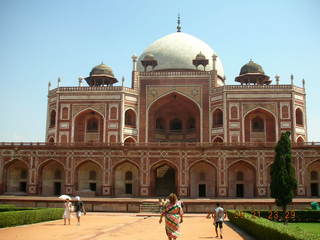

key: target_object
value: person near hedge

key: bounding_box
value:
[63,199,72,225]
[74,196,86,226]
[159,193,184,240]
[206,203,226,239]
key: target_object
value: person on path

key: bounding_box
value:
[206,203,226,239]
[159,193,184,240]
[74,196,86,226]
[63,199,72,225]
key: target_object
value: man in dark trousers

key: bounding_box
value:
[74,196,86,226]
[206,203,226,239]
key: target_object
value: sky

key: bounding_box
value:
[0,0,319,142]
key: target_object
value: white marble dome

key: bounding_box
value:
[137,32,224,78]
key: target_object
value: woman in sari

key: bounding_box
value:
[159,193,184,240]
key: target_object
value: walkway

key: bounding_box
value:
[0,213,254,240]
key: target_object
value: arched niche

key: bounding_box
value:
[228,161,256,197]
[74,110,104,143]
[189,162,216,198]
[4,160,28,194]
[148,92,200,142]
[75,161,102,196]
[114,162,139,197]
[39,160,65,196]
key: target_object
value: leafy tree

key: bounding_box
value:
[270,131,297,224]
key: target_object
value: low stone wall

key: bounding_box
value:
[0,196,315,213]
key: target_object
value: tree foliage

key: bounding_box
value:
[270,132,297,220]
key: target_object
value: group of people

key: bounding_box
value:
[159,193,226,240]
[63,196,86,226]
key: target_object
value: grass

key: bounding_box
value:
[278,222,320,235]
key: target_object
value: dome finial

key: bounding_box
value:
[177,14,181,32]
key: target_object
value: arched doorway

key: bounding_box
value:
[306,160,320,197]
[75,161,102,196]
[148,92,200,142]
[39,160,65,196]
[4,160,28,194]
[152,163,177,196]
[244,108,276,142]
[114,162,139,197]
[189,162,216,198]
[228,161,256,197]
[74,109,104,143]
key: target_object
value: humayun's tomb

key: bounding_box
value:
[0,23,320,200]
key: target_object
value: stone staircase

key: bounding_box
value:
[140,202,161,213]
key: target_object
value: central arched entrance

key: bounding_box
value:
[148,92,200,142]
[152,163,177,196]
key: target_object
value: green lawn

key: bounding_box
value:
[277,222,320,235]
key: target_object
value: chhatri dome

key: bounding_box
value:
[137,32,225,79]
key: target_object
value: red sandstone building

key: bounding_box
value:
[1,27,319,199]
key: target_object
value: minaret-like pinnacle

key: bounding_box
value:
[177,14,181,32]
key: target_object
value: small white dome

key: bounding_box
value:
[137,32,224,78]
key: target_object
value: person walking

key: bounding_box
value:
[74,196,86,226]
[63,199,72,225]
[159,193,184,240]
[206,203,226,239]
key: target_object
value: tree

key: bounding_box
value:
[270,131,297,224]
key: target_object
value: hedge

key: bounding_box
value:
[0,205,37,212]
[241,210,320,222]
[0,208,64,228]
[227,210,320,240]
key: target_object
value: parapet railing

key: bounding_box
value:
[49,86,137,94]
[139,71,211,77]
[0,142,319,149]
[212,84,305,93]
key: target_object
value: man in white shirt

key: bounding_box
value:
[206,203,226,239]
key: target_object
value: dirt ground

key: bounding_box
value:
[0,213,254,240]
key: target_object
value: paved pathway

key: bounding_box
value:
[0,213,254,240]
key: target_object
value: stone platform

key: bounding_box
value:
[0,195,317,212]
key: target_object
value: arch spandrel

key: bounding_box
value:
[146,86,202,109]
[243,103,277,117]
[72,105,106,119]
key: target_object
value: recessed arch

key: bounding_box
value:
[147,92,201,142]
[296,136,305,143]
[228,160,256,197]
[306,160,320,197]
[212,136,224,143]
[150,160,178,196]
[113,161,140,197]
[3,159,29,194]
[124,137,136,144]
[75,160,103,196]
[295,107,304,126]
[189,160,217,197]
[73,109,104,143]
[37,159,65,196]
[243,107,277,142]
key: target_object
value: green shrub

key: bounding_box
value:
[227,210,320,240]
[0,208,64,228]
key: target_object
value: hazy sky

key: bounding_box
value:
[0,0,319,142]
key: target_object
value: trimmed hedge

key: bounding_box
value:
[0,205,37,212]
[227,210,320,240]
[0,208,64,228]
[243,210,320,222]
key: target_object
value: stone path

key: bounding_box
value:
[0,213,255,240]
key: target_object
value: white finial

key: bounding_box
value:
[121,76,125,86]
[48,81,51,91]
[275,75,280,85]
[212,54,217,71]
[290,74,294,85]
[131,54,138,71]
[57,77,61,87]
[302,78,305,89]
[78,77,83,87]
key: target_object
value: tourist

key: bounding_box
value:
[159,193,184,240]
[206,203,226,239]
[63,199,72,225]
[74,196,86,226]
[177,197,185,209]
